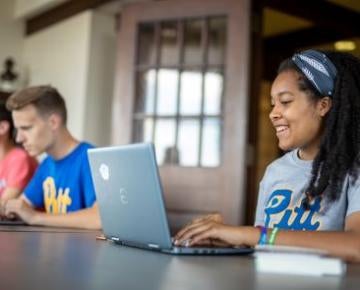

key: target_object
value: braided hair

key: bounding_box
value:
[278,51,360,205]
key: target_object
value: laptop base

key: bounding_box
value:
[163,246,254,255]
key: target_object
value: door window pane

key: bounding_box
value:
[179,70,202,115]
[160,22,179,65]
[138,23,156,65]
[134,17,227,168]
[133,118,154,143]
[154,119,176,165]
[178,119,200,166]
[201,118,221,167]
[135,69,156,114]
[204,70,223,115]
[184,19,203,65]
[143,118,154,142]
[208,17,226,65]
[157,69,179,115]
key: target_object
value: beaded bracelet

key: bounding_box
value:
[257,226,268,245]
[268,227,279,245]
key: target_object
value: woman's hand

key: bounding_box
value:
[174,213,256,247]
[174,213,222,240]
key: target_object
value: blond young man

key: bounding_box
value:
[2,86,101,229]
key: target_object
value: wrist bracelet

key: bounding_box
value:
[268,227,279,245]
[257,226,268,245]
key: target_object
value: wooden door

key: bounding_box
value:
[112,0,251,228]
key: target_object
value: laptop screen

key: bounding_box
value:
[88,143,173,249]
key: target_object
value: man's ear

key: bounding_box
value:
[0,120,10,135]
[48,113,62,130]
[318,96,332,117]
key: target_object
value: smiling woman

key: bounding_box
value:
[174,49,360,262]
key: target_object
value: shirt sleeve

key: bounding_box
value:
[23,163,46,208]
[81,151,96,207]
[346,176,360,217]
[6,152,37,190]
[254,166,271,227]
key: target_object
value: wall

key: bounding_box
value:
[22,10,117,145]
[0,0,24,86]
[23,11,92,140]
[83,11,117,146]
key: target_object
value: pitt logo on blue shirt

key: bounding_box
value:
[264,189,321,230]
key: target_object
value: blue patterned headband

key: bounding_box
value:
[292,49,337,97]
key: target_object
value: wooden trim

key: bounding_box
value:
[25,0,116,36]
[264,27,354,54]
[262,0,360,81]
[244,0,263,225]
[266,0,360,35]
[262,26,355,81]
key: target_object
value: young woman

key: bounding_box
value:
[174,50,360,262]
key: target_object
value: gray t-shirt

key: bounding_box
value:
[255,150,360,230]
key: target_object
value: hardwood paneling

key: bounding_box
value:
[26,0,116,35]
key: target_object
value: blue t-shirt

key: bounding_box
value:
[24,142,96,214]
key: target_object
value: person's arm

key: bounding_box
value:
[0,150,37,203]
[2,149,37,201]
[0,188,22,217]
[31,203,101,229]
[174,212,360,262]
[5,196,101,230]
[272,212,360,262]
[0,187,22,202]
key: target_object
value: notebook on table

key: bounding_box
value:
[88,143,253,255]
[254,245,346,276]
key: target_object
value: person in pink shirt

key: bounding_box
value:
[0,101,37,202]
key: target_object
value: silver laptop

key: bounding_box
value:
[88,143,253,255]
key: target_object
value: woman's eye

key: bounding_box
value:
[281,101,292,105]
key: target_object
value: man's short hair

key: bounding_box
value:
[6,85,67,124]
